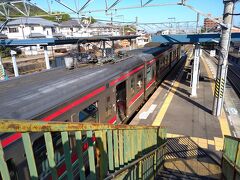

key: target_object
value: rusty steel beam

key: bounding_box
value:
[0,119,165,132]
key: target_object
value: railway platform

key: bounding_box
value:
[131,49,231,150]
[130,48,234,178]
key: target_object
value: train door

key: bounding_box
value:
[169,52,173,68]
[156,59,160,82]
[116,81,127,122]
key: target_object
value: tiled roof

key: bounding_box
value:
[89,22,112,28]
[7,17,58,27]
[59,19,80,27]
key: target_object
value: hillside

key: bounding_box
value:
[0,2,70,22]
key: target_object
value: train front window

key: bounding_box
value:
[79,102,99,122]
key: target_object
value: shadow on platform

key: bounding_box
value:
[160,81,212,115]
[157,137,222,180]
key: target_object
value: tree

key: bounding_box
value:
[43,12,70,22]
[81,16,97,24]
[124,25,136,34]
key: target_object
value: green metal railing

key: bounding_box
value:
[0,120,166,180]
[222,135,240,180]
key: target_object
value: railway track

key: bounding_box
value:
[209,52,240,97]
[228,67,240,97]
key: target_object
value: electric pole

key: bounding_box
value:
[213,0,236,116]
[196,13,199,33]
[135,16,138,30]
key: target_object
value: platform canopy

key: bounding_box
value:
[152,33,240,44]
[0,35,139,47]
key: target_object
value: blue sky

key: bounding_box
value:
[35,0,240,26]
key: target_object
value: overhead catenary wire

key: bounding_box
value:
[227,13,240,15]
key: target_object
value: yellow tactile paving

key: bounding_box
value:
[152,63,187,126]
[201,55,231,137]
[167,133,224,151]
[190,136,198,143]
[214,137,224,151]
[219,112,231,136]
[152,80,181,126]
[166,133,183,138]
[207,140,215,146]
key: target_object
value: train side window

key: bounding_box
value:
[130,77,135,96]
[106,96,112,118]
[33,133,64,179]
[146,66,153,83]
[137,73,143,90]
[160,58,164,68]
[79,102,99,122]
[6,159,18,180]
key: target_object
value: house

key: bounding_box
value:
[59,19,86,37]
[136,30,151,47]
[88,22,121,36]
[203,17,222,32]
[59,20,122,37]
[6,17,59,39]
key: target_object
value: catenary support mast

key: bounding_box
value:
[213,0,236,116]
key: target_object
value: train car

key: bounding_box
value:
[0,44,181,179]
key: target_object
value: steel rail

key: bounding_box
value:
[208,51,240,96]
[228,67,240,96]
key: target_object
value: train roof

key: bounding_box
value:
[0,46,172,120]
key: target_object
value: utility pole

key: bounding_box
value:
[213,0,236,116]
[196,13,199,33]
[135,16,138,32]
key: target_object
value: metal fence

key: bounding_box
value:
[0,120,166,180]
[222,135,240,180]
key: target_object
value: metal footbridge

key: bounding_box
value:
[0,119,239,180]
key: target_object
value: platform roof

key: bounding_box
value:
[152,33,240,44]
[0,35,139,47]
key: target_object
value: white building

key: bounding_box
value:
[59,20,122,37]
[88,22,121,36]
[136,30,151,47]
[59,19,88,37]
[6,17,59,39]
